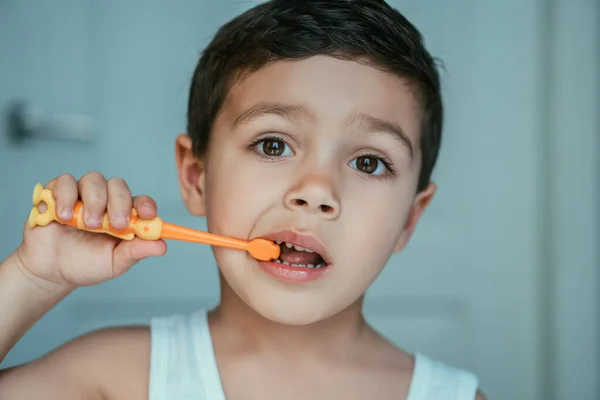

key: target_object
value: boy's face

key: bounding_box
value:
[177,56,434,324]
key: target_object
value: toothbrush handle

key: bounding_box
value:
[28,183,163,241]
[66,202,163,241]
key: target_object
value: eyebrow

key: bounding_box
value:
[346,113,414,158]
[233,101,413,158]
[233,101,315,127]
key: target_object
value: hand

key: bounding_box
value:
[16,172,167,290]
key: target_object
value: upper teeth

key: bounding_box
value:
[276,241,314,253]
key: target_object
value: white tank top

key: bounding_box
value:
[148,309,479,400]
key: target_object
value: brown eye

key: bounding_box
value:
[355,156,379,174]
[263,139,283,156]
[255,137,292,157]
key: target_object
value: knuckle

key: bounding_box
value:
[55,175,77,199]
[81,171,105,183]
[108,176,128,187]
[57,173,76,183]
[88,171,104,179]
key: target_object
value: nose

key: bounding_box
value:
[284,173,341,219]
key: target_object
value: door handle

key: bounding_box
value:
[7,100,95,143]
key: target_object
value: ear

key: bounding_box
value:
[175,134,206,217]
[393,182,436,253]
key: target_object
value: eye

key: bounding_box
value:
[252,137,293,158]
[350,155,391,176]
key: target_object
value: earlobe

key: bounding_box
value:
[175,134,206,217]
[393,182,437,253]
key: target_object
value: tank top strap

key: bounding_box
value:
[148,309,226,400]
[406,353,479,400]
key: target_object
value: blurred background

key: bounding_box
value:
[0,1,598,399]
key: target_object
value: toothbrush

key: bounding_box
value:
[27,183,280,262]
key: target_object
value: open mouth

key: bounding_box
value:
[273,241,328,269]
[257,230,331,283]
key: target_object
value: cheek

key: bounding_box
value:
[203,149,287,237]
[337,181,414,273]
[346,178,414,236]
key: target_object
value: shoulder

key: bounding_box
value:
[0,326,150,400]
[68,324,150,351]
[55,325,151,399]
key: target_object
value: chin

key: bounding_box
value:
[248,295,343,325]
[215,250,363,326]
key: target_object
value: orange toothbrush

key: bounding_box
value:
[27,183,280,262]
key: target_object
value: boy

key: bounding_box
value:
[0,0,486,399]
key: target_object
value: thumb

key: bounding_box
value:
[111,238,167,277]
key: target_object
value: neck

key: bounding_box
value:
[208,276,371,358]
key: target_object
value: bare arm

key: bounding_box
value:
[1,320,150,400]
[0,173,163,399]
[0,253,150,400]
[0,251,72,363]
[0,329,150,400]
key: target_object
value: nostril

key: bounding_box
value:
[320,204,333,213]
[289,198,335,214]
[293,199,307,207]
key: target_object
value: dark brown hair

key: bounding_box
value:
[187,0,443,192]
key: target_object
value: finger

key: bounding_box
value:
[45,177,58,190]
[78,171,108,229]
[133,195,158,219]
[50,174,78,221]
[107,178,133,229]
[111,238,167,277]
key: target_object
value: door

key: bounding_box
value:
[0,1,561,399]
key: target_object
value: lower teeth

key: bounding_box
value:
[274,259,326,269]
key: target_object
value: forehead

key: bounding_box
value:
[220,56,422,144]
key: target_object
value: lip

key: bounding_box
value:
[257,260,330,283]
[255,230,333,284]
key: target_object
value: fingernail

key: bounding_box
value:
[59,207,73,221]
[113,212,129,227]
[86,213,102,227]
[139,203,154,212]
